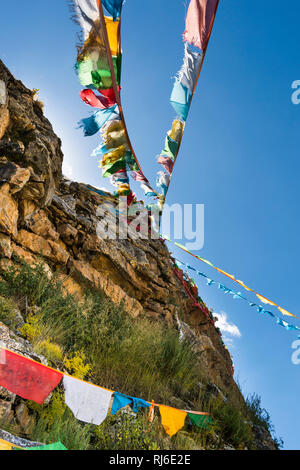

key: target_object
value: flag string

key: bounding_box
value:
[173,258,300,333]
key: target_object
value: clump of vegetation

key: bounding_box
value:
[35,340,63,364]
[64,351,91,380]
[93,412,162,451]
[0,259,281,450]
[246,393,272,431]
[19,311,43,342]
[212,398,254,449]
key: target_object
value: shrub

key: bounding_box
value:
[93,411,161,450]
[19,312,42,342]
[35,340,63,364]
[245,393,273,432]
[212,398,254,449]
[64,351,91,380]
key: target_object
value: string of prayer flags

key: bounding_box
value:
[72,1,130,198]
[183,0,219,51]
[71,0,157,203]
[156,120,185,208]
[159,406,187,437]
[63,375,113,425]
[174,257,300,334]
[72,1,220,208]
[0,349,63,405]
[111,391,151,415]
[155,0,219,212]
[161,233,299,320]
[0,347,211,437]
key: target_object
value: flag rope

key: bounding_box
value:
[173,257,300,332]
[158,0,220,216]
[96,0,158,196]
[161,234,299,320]
[0,347,209,418]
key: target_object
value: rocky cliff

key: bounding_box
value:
[0,60,278,450]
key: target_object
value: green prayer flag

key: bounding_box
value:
[102,158,126,178]
[77,54,122,90]
[125,152,139,172]
[188,413,213,429]
[161,135,179,160]
[14,441,67,451]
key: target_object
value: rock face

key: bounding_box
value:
[0,60,277,448]
[0,60,63,208]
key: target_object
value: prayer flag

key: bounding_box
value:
[188,412,213,429]
[0,350,63,405]
[159,405,187,437]
[63,375,113,425]
[111,392,150,415]
[183,0,219,51]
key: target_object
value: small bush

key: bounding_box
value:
[35,340,63,364]
[246,393,273,432]
[64,351,91,380]
[93,412,161,450]
[212,398,254,449]
[19,312,42,342]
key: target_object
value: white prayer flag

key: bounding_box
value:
[63,375,112,425]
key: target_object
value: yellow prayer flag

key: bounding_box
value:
[256,294,276,306]
[278,307,296,318]
[0,439,14,450]
[105,16,120,56]
[159,405,187,437]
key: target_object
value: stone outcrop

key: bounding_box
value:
[0,60,63,208]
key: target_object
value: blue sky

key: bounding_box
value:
[1,0,300,449]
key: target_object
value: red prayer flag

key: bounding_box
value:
[80,89,110,108]
[98,86,121,106]
[183,0,219,51]
[0,349,63,404]
[81,87,121,108]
